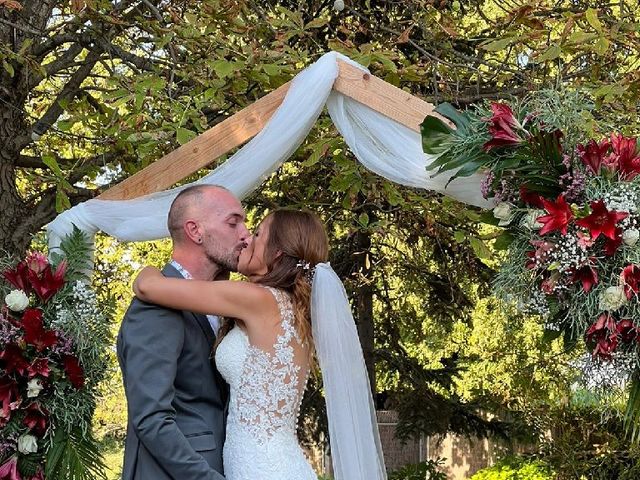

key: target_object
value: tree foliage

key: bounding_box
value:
[2,0,640,462]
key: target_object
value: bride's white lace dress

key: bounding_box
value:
[215,287,316,480]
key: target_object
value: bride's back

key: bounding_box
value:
[216,286,310,442]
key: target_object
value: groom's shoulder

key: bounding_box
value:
[124,295,182,320]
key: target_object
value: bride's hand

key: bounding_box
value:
[133,266,162,300]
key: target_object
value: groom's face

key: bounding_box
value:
[198,189,249,271]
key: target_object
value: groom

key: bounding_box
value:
[117,185,249,480]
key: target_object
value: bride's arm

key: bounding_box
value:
[133,266,272,321]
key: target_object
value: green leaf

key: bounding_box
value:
[434,103,470,130]
[303,140,329,167]
[493,232,514,250]
[57,120,76,132]
[263,64,281,76]
[586,8,603,33]
[18,38,33,56]
[482,37,515,52]
[358,213,369,227]
[46,428,107,480]
[566,31,597,45]
[176,128,196,145]
[593,37,610,56]
[56,189,71,213]
[305,17,328,29]
[624,371,640,444]
[3,60,14,78]
[372,52,397,72]
[469,236,492,260]
[536,44,561,62]
[453,230,467,243]
[478,210,500,226]
[211,60,236,78]
[542,328,563,344]
[42,154,64,177]
[421,115,453,155]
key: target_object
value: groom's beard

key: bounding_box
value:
[203,236,244,272]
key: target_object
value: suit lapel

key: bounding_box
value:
[192,312,216,346]
[162,263,216,345]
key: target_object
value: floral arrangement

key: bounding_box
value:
[0,229,110,480]
[421,91,640,434]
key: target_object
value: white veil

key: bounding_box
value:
[311,263,387,480]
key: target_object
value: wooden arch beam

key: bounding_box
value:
[99,61,445,201]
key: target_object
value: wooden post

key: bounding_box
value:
[98,82,291,200]
[332,61,451,132]
[99,60,445,201]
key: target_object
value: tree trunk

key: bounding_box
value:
[353,227,376,398]
[0,99,30,258]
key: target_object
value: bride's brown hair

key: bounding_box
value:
[216,209,329,360]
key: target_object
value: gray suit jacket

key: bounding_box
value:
[117,264,228,480]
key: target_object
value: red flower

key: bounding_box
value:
[0,456,20,480]
[0,377,20,428]
[0,344,29,376]
[570,264,599,293]
[483,103,526,151]
[621,264,640,300]
[575,200,628,241]
[576,138,610,175]
[28,260,66,303]
[28,358,50,378]
[526,240,555,269]
[576,231,595,250]
[603,227,624,256]
[21,309,57,352]
[63,355,85,389]
[537,195,574,235]
[610,133,640,180]
[23,402,49,436]
[586,313,618,360]
[617,319,638,343]
[541,272,561,294]
[2,261,31,294]
[25,252,49,275]
[519,186,545,209]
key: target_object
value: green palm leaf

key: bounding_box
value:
[624,370,640,444]
[45,428,107,480]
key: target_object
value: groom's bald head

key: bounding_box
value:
[168,185,235,244]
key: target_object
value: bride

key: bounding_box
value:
[133,209,386,480]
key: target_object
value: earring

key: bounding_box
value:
[197,237,202,244]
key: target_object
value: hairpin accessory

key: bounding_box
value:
[296,260,314,283]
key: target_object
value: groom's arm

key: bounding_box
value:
[118,299,224,480]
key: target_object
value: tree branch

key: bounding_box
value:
[20,49,102,150]
[42,43,85,77]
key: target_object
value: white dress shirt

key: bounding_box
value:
[170,260,220,335]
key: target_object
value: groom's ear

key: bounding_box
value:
[183,220,202,244]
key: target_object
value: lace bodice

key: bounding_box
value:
[215,287,315,480]
[219,287,308,442]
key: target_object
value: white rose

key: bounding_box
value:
[599,286,628,311]
[17,434,38,454]
[5,289,29,312]
[333,0,345,11]
[623,229,639,247]
[493,202,515,226]
[27,378,44,398]
[521,209,544,230]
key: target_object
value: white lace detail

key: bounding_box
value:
[235,287,306,443]
[215,286,315,480]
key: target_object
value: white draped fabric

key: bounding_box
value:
[311,263,387,480]
[47,51,490,251]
